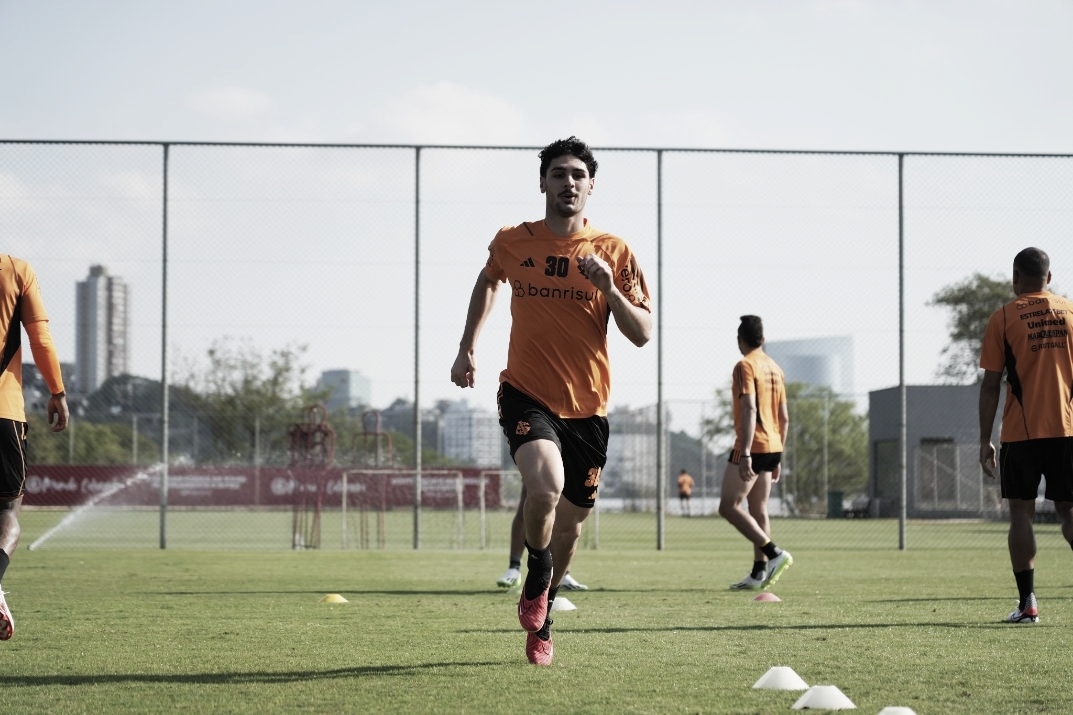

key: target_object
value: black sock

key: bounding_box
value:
[1014,569,1035,609]
[547,586,560,611]
[760,541,781,561]
[0,549,9,583]
[523,543,553,600]
[536,616,553,641]
[509,556,521,570]
[751,561,767,579]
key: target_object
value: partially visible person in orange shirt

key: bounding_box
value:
[0,255,69,641]
[979,246,1073,624]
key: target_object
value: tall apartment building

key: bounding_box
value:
[76,264,130,394]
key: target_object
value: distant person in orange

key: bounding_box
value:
[718,315,792,592]
[677,469,695,516]
[451,137,652,665]
[0,255,69,640]
[979,247,1073,624]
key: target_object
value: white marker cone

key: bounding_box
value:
[550,596,577,612]
[877,708,917,715]
[792,685,856,710]
[752,666,809,690]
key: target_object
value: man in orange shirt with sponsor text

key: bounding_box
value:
[979,246,1073,624]
[451,137,652,665]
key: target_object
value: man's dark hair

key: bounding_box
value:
[738,315,764,349]
[1014,247,1050,278]
[539,136,598,178]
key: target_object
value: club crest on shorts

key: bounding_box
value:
[515,421,531,435]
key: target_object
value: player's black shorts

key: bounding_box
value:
[728,451,782,473]
[497,382,609,509]
[999,437,1073,502]
[0,419,28,499]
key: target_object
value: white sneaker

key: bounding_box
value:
[1005,593,1039,623]
[729,573,765,591]
[560,573,588,591]
[497,567,521,588]
[761,550,793,589]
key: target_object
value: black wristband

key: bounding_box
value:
[51,391,66,399]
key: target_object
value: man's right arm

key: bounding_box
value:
[450,268,499,388]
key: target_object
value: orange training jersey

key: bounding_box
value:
[0,255,64,422]
[484,219,651,418]
[731,348,786,454]
[980,290,1073,441]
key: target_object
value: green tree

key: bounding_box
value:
[172,338,327,466]
[26,416,155,465]
[26,413,68,464]
[781,383,868,514]
[928,272,1011,384]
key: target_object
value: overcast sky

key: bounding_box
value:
[2,1,1071,430]
[2,0,1069,151]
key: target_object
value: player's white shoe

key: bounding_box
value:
[761,550,793,589]
[1005,593,1039,623]
[497,567,521,588]
[729,573,765,591]
[559,573,588,591]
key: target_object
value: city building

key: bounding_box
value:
[440,399,502,468]
[604,403,659,499]
[869,384,1002,519]
[766,335,854,398]
[317,369,371,412]
[76,264,129,394]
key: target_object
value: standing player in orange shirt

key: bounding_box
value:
[979,247,1073,624]
[718,315,793,591]
[0,255,70,640]
[451,137,652,665]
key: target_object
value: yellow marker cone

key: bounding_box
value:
[320,593,349,604]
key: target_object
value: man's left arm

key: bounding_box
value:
[25,320,68,432]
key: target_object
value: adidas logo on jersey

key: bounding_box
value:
[520,257,536,267]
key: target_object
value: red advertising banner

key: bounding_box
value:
[23,466,502,510]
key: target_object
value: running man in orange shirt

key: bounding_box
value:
[0,255,69,640]
[718,315,793,592]
[979,247,1073,624]
[451,137,652,665]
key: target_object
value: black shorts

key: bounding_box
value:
[0,419,28,499]
[728,451,782,473]
[999,437,1073,502]
[497,382,609,509]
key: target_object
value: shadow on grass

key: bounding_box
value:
[463,620,1059,634]
[0,661,504,687]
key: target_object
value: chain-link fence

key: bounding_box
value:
[5,140,1071,550]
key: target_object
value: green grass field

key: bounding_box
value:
[5,510,1073,713]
